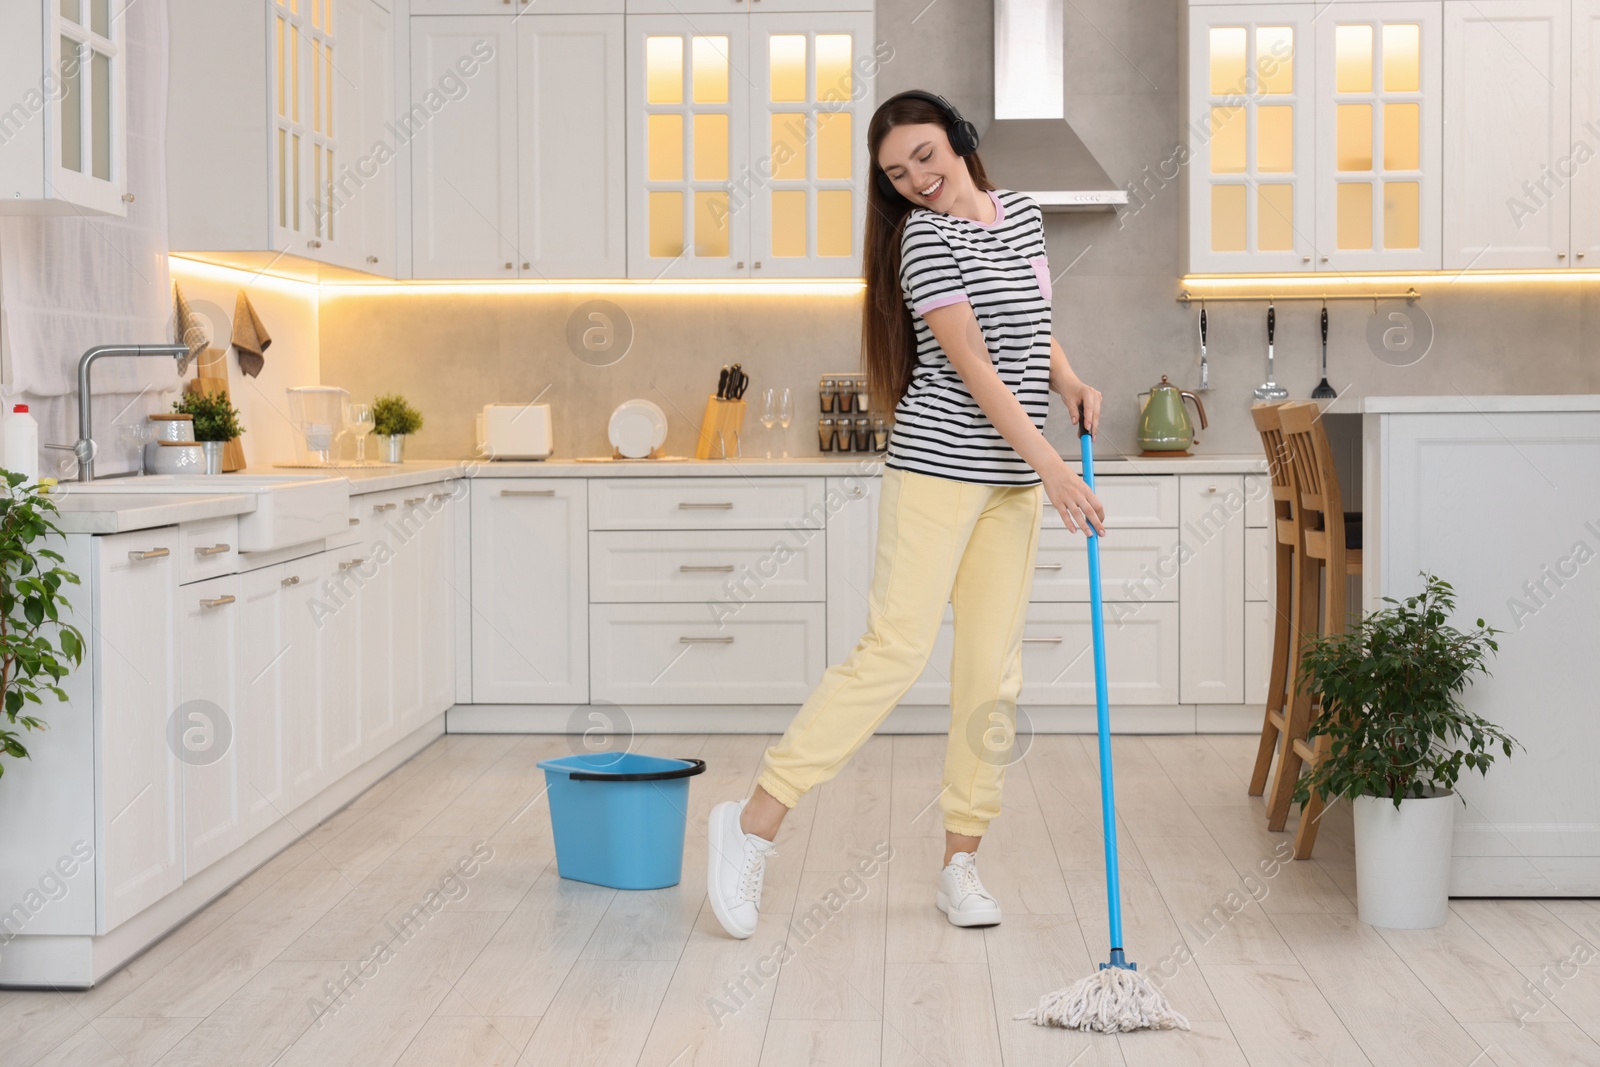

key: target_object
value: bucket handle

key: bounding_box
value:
[565,757,707,783]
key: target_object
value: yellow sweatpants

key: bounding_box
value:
[756,465,1044,837]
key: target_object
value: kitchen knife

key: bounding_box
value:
[717,365,730,399]
[729,364,744,400]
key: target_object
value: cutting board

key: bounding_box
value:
[187,346,246,472]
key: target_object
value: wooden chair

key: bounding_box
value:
[1268,401,1363,859]
[1247,401,1301,803]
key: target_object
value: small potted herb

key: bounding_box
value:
[172,391,245,474]
[0,471,85,784]
[372,394,423,463]
[1293,572,1518,928]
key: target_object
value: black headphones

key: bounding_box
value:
[873,90,980,202]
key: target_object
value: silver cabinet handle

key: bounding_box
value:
[372,502,396,513]
[680,635,734,644]
[405,496,428,506]
[1022,636,1064,643]
[366,255,379,264]
[678,501,733,509]
[201,595,236,608]
[680,564,736,572]
[501,489,554,497]
[195,543,231,557]
[128,547,170,561]
[848,486,864,497]
[430,492,451,502]
[1207,485,1219,493]
[340,558,367,570]
[281,574,301,587]
[1034,562,1062,570]
[348,517,361,526]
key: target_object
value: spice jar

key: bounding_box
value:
[817,417,838,452]
[819,378,837,414]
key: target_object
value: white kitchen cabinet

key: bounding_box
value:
[0,0,127,216]
[410,17,518,278]
[166,0,394,274]
[1184,4,1318,273]
[824,474,877,665]
[355,497,400,763]
[1571,0,1600,266]
[589,529,825,602]
[416,483,460,723]
[1020,601,1182,706]
[591,602,827,704]
[628,0,873,10]
[94,530,180,933]
[319,548,365,781]
[177,576,245,880]
[517,15,628,277]
[281,553,327,809]
[745,13,873,276]
[1313,2,1442,271]
[471,480,589,703]
[627,10,873,277]
[1443,0,1571,269]
[410,13,624,278]
[237,565,291,838]
[1244,599,1272,705]
[1178,474,1246,704]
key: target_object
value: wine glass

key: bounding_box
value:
[345,401,375,462]
[777,388,793,458]
[761,388,778,459]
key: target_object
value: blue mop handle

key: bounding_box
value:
[1078,410,1128,965]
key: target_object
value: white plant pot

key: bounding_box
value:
[1353,788,1456,928]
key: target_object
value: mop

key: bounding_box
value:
[1016,412,1191,1035]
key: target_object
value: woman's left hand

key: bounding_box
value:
[1058,378,1103,436]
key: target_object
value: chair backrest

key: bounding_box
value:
[1277,401,1349,566]
[1251,401,1298,550]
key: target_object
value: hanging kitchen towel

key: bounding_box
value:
[231,290,272,377]
[173,282,208,372]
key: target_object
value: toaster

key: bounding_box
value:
[479,403,554,460]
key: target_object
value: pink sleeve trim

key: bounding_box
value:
[914,292,970,315]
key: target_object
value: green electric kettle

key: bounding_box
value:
[1137,375,1209,455]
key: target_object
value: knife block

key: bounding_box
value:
[694,395,746,459]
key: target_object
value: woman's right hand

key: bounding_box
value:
[1042,461,1106,537]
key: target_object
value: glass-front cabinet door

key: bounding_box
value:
[626,11,872,278]
[1315,3,1442,271]
[1185,5,1317,273]
[50,0,127,216]
[628,15,751,279]
[747,14,872,278]
[271,0,351,263]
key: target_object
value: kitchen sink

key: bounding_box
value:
[56,473,352,552]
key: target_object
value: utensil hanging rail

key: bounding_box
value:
[1177,287,1421,305]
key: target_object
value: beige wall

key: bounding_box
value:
[320,0,1600,464]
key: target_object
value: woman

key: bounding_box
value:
[706,90,1106,939]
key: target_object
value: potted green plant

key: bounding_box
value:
[372,394,423,463]
[172,391,245,474]
[1293,572,1518,928]
[0,471,85,782]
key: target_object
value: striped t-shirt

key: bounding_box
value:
[886,187,1054,487]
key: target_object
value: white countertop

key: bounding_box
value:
[45,452,1268,535]
[1361,394,1600,414]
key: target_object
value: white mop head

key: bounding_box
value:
[1016,965,1191,1034]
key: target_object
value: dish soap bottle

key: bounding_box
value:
[5,404,40,484]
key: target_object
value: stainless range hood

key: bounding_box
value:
[982,0,1128,211]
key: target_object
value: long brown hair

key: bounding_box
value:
[861,93,994,417]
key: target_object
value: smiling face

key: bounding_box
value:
[876,122,971,210]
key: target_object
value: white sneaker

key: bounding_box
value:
[707,799,778,939]
[937,851,1002,927]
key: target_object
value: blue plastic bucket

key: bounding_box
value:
[535,753,707,890]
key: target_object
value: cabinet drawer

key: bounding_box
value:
[1042,475,1177,529]
[590,529,825,602]
[590,602,826,704]
[1017,601,1180,706]
[1031,528,1179,602]
[178,517,239,584]
[589,477,826,530]
[1245,526,1271,602]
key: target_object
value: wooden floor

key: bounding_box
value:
[5,732,1600,1066]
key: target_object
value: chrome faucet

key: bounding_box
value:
[49,344,193,482]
